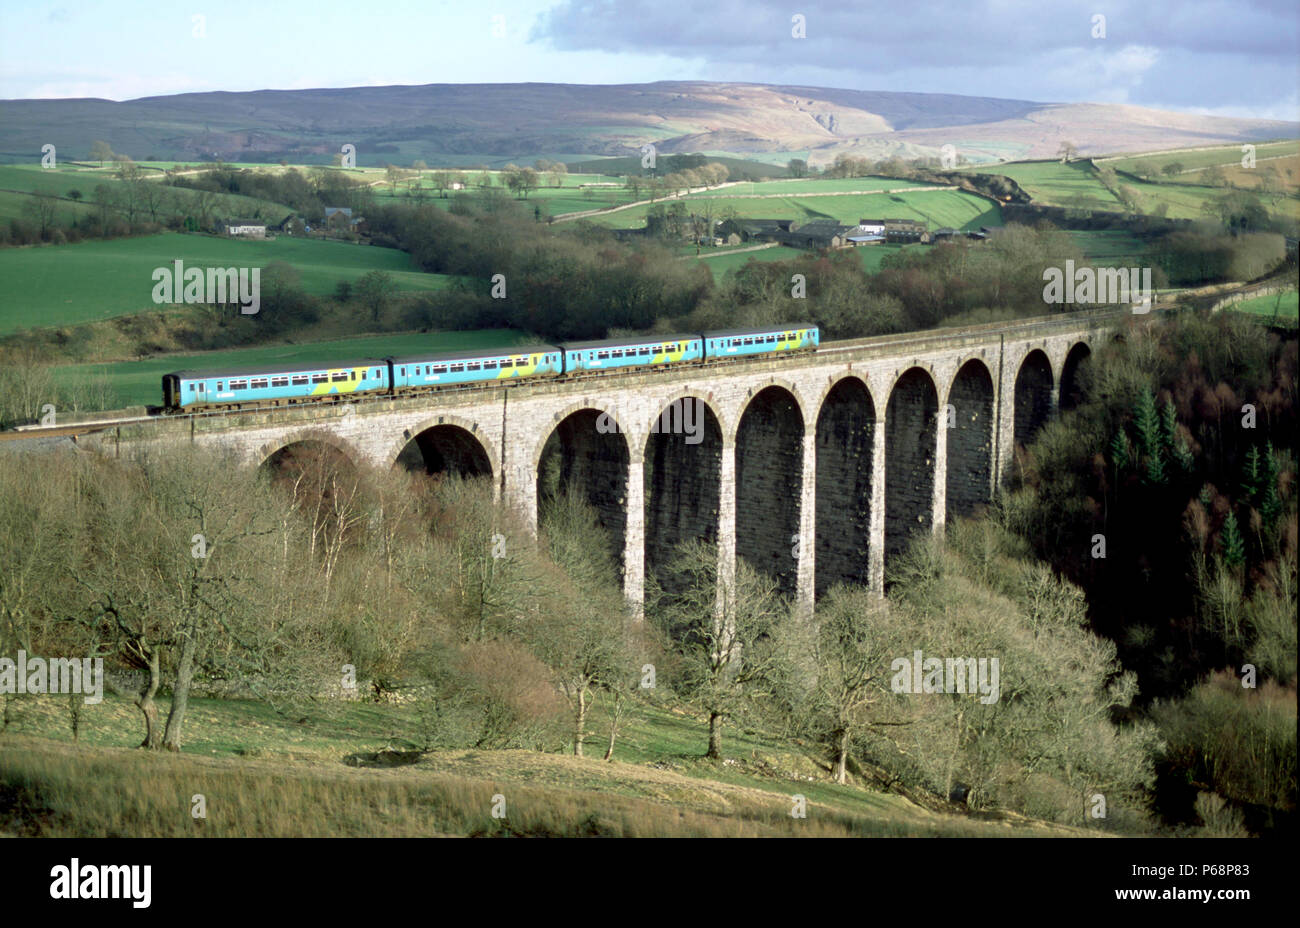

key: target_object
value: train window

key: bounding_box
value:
[217,382,224,391]
[313,373,329,383]
[291,376,307,385]
[642,347,653,355]
[230,380,247,390]
[483,361,497,370]
[467,362,481,371]
[500,359,512,368]
[271,377,288,387]
[611,350,623,358]
[743,338,753,346]
[187,384,194,392]
[251,379,269,389]
[433,365,447,374]
[597,351,609,359]
[767,335,777,343]
[515,357,528,365]
[450,364,464,373]
[331,372,349,382]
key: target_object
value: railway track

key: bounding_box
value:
[0,307,1144,441]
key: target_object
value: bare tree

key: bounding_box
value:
[89,140,113,166]
[529,496,633,755]
[20,193,58,239]
[649,541,791,759]
[810,586,915,783]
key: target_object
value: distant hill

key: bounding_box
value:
[1,80,1294,168]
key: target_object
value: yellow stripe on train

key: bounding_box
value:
[309,368,363,396]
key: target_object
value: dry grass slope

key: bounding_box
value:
[0,735,1096,838]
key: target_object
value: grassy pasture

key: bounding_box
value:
[692,241,928,281]
[0,232,454,335]
[591,188,1001,231]
[49,328,532,408]
[0,692,1086,837]
[1117,174,1299,220]
[968,161,1124,210]
[371,170,638,215]
[1215,154,1300,196]
[1102,140,1299,175]
[1228,289,1298,323]
[0,164,292,214]
[694,245,806,279]
[1067,230,1153,266]
[973,156,1300,220]
[858,242,915,273]
[686,176,946,196]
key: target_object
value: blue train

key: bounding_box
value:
[162,324,818,411]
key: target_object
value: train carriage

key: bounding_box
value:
[163,358,388,410]
[560,333,704,374]
[161,324,820,412]
[702,324,818,360]
[388,344,563,390]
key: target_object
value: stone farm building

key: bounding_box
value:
[883,219,928,243]
[323,207,366,231]
[716,218,797,245]
[225,222,266,238]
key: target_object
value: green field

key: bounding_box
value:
[398,171,950,220]
[686,176,945,196]
[858,242,916,272]
[1067,230,1153,266]
[694,245,806,278]
[592,188,1001,231]
[0,164,293,223]
[0,232,455,335]
[1102,140,1300,175]
[967,161,1124,210]
[371,169,639,216]
[51,328,531,408]
[692,241,922,280]
[967,157,1299,220]
[1229,289,1298,323]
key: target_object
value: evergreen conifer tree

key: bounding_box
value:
[1240,444,1262,503]
[1133,389,1160,460]
[1220,509,1246,568]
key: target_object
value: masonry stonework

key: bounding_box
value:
[90,313,1118,613]
[945,358,996,522]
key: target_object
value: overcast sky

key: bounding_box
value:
[1,0,1296,120]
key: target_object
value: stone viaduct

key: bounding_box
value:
[86,310,1122,611]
